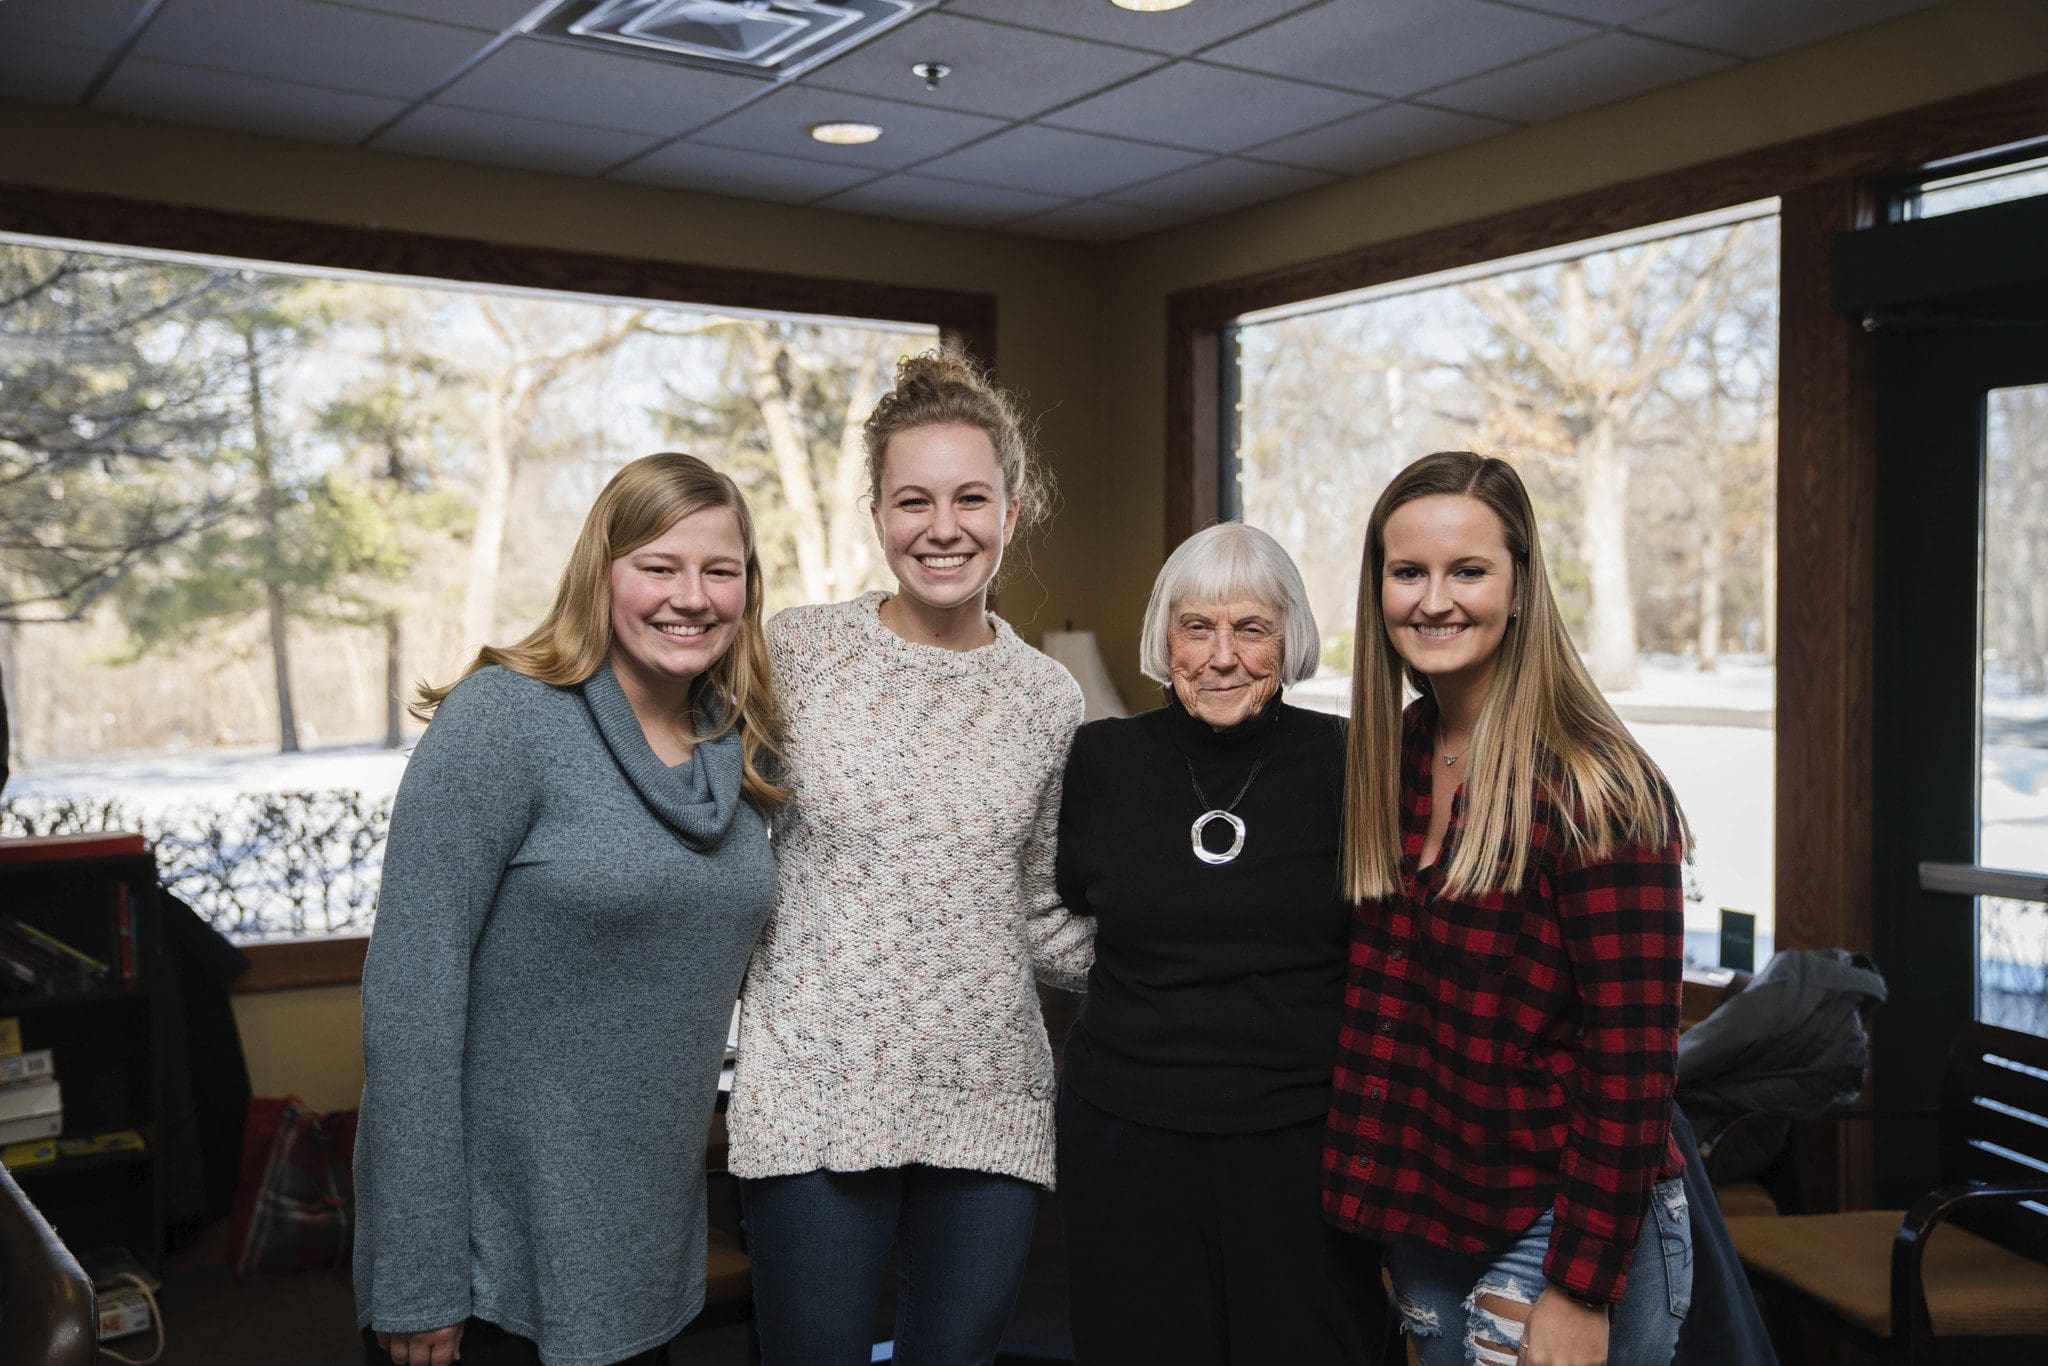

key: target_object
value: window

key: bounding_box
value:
[1909,150,2048,218]
[1228,205,1780,968]
[0,231,936,940]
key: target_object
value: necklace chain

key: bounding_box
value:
[1184,749,1271,814]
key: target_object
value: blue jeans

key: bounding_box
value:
[739,1165,1040,1366]
[1386,1178,1692,1366]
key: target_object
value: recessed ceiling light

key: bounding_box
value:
[810,121,883,146]
[1110,0,1194,12]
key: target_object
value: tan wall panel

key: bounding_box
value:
[231,985,366,1114]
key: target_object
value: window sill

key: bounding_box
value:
[233,934,368,994]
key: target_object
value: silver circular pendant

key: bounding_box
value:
[1190,809,1246,865]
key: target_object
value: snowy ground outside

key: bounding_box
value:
[7,655,2045,986]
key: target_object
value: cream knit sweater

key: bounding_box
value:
[727,592,1094,1189]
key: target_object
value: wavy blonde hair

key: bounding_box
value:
[1342,451,1685,900]
[414,452,788,811]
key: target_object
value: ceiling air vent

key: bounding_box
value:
[531,1,929,80]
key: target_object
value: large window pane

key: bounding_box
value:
[0,234,934,938]
[1979,384,2048,1029]
[1234,207,1780,969]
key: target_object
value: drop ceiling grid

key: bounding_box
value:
[0,0,1954,241]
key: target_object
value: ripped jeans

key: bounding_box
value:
[1384,1178,1691,1366]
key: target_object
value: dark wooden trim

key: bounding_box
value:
[1776,181,1882,958]
[0,183,998,357]
[234,934,367,995]
[1164,322,1221,552]
[1165,71,2048,334]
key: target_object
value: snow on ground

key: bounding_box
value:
[9,741,413,816]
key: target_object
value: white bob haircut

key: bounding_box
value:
[1138,522,1321,687]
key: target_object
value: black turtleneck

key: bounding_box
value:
[1056,690,1351,1133]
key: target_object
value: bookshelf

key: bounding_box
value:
[0,834,169,1270]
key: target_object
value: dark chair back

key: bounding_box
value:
[0,1164,97,1366]
[1938,1021,2048,1258]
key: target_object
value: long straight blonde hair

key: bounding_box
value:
[414,452,789,811]
[1342,451,1684,900]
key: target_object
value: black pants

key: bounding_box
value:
[363,1319,678,1366]
[1057,1083,1392,1365]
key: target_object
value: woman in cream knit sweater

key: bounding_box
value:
[727,352,1093,1366]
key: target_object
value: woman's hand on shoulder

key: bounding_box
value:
[377,1323,465,1365]
[1517,1287,1607,1366]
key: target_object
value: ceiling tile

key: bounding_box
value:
[806,11,1161,120]
[0,39,106,103]
[0,0,154,51]
[914,125,1208,198]
[1008,199,1187,244]
[1203,0,1595,98]
[942,0,1316,56]
[95,56,410,143]
[691,85,1006,171]
[1505,0,1690,21]
[374,103,663,175]
[135,0,491,100]
[435,38,765,136]
[1630,0,1947,60]
[332,1,546,31]
[1040,61,1378,154]
[1428,31,1735,123]
[610,141,879,202]
[1248,102,1509,174]
[819,173,1073,229]
[1105,157,1335,217]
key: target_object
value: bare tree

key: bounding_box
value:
[1460,225,1751,689]
[459,300,647,651]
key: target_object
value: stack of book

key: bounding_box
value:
[0,916,113,995]
[0,1015,61,1158]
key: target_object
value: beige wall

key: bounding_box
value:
[6,0,2048,1099]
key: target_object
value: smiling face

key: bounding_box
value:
[873,421,1019,624]
[1379,493,1518,700]
[1168,598,1285,730]
[607,503,748,701]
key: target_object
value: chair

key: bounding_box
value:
[0,1162,98,1366]
[1726,1021,2048,1363]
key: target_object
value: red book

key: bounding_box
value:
[0,833,148,865]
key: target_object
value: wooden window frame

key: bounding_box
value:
[1166,71,2048,965]
[0,184,999,993]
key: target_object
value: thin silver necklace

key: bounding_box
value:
[1183,742,1276,866]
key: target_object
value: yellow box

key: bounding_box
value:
[2,1137,57,1170]
[0,1017,19,1056]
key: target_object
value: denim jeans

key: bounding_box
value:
[739,1165,1040,1366]
[1386,1178,1692,1366]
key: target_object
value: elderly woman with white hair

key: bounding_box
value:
[1054,522,1391,1365]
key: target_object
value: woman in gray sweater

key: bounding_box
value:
[355,453,786,1366]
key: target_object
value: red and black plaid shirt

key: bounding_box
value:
[1322,696,1685,1304]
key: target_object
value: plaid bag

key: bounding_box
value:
[226,1095,359,1277]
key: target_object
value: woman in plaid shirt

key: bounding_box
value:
[1324,451,1694,1366]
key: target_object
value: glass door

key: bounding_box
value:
[1873,327,2048,1196]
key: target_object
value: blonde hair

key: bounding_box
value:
[863,350,1052,534]
[415,452,788,811]
[1342,451,1685,900]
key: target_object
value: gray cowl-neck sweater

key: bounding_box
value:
[355,661,777,1365]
